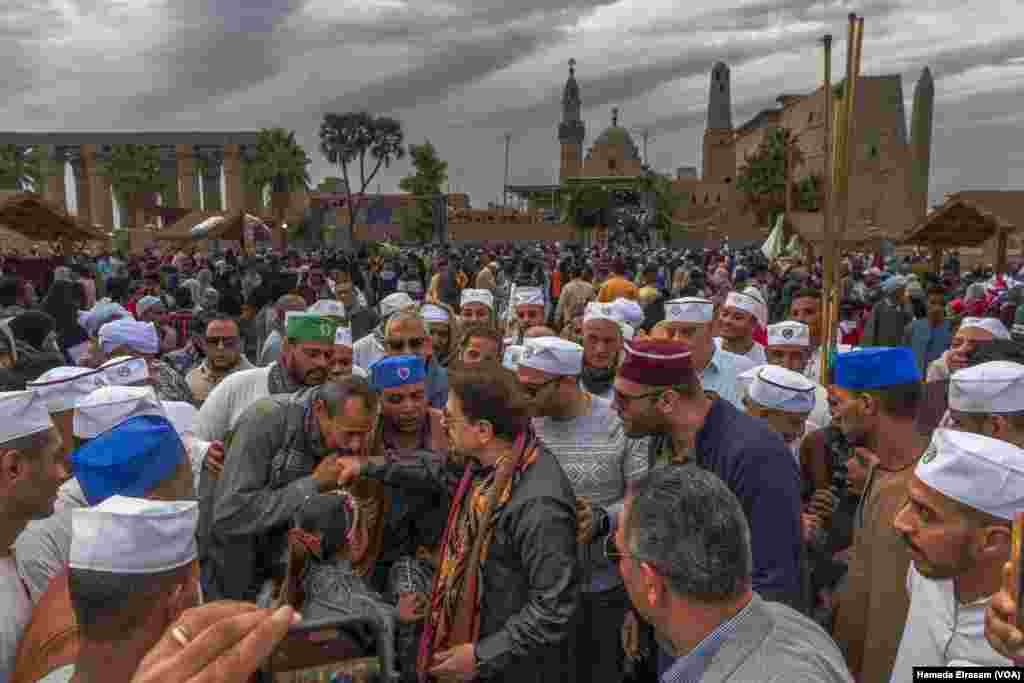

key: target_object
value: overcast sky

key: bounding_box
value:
[3,0,1023,213]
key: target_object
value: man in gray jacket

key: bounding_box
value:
[612,465,852,683]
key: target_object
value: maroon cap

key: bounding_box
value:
[619,339,696,387]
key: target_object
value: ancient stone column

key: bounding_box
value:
[197,147,223,211]
[176,144,197,210]
[82,145,114,230]
[223,143,244,213]
[70,148,92,225]
[43,145,67,212]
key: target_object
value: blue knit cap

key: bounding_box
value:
[369,354,426,391]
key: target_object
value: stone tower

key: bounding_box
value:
[909,66,934,219]
[702,62,735,184]
[559,58,585,181]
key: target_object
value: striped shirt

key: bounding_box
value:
[660,598,755,683]
[532,395,649,592]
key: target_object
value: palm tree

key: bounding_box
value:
[638,171,687,244]
[0,145,58,192]
[319,112,406,246]
[244,128,312,247]
[560,184,611,244]
[100,144,166,229]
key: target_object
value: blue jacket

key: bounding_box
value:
[425,357,448,409]
[905,318,952,374]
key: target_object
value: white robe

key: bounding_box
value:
[0,556,31,683]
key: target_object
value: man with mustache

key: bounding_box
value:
[206,376,376,601]
[829,347,928,682]
[889,429,1022,677]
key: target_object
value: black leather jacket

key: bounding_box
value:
[364,444,581,683]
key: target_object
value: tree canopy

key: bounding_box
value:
[736,127,821,226]
[397,140,448,243]
[0,145,59,192]
[244,128,312,195]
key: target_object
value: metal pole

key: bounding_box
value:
[503,133,511,209]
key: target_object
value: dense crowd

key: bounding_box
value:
[1,237,1024,683]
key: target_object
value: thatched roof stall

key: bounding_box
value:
[900,191,1024,273]
[156,210,271,248]
[0,191,110,248]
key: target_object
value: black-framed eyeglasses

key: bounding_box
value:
[386,337,426,353]
[521,376,560,398]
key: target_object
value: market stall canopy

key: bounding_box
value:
[0,191,110,243]
[899,191,1024,248]
[156,210,271,243]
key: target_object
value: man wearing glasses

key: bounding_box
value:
[383,309,448,409]
[186,315,253,404]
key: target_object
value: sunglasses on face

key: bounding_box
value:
[205,336,240,349]
[386,337,426,353]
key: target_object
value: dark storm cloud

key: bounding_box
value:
[901,36,1024,89]
[629,0,905,35]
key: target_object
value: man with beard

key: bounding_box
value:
[185,315,254,404]
[352,292,415,372]
[578,302,624,399]
[421,303,457,368]
[715,289,768,365]
[889,429,1022,677]
[517,336,647,683]
[505,287,547,346]
[0,392,66,682]
[830,347,927,682]
[789,288,824,382]
[612,338,803,613]
[206,377,376,601]
[655,298,755,409]
[380,309,448,409]
[459,289,495,326]
[335,362,579,683]
[456,323,502,365]
[194,312,340,447]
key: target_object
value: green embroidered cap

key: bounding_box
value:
[285,312,339,344]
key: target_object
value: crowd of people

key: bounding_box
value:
[1,237,1024,683]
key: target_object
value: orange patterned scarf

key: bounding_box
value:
[416,433,539,681]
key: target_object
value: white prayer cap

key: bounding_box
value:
[502,345,526,371]
[70,496,198,574]
[767,321,811,348]
[917,429,1024,521]
[461,289,494,310]
[611,298,644,326]
[583,302,622,326]
[949,361,1024,414]
[959,317,1011,340]
[334,326,353,348]
[513,287,545,308]
[736,364,765,400]
[747,365,817,414]
[28,366,109,412]
[519,336,583,376]
[98,318,159,356]
[0,390,54,446]
[421,304,451,324]
[307,299,346,319]
[724,290,767,326]
[664,297,714,324]
[74,386,166,439]
[100,356,150,386]
[380,292,415,318]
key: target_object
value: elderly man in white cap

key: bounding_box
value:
[654,297,755,409]
[715,288,768,364]
[740,365,817,462]
[328,325,367,383]
[947,360,1024,448]
[459,289,495,326]
[889,429,1023,678]
[33,497,200,683]
[95,318,195,406]
[517,335,648,683]
[929,317,1013,382]
[578,302,625,399]
[765,321,831,430]
[505,286,546,346]
[0,391,65,683]
[421,302,457,367]
[352,292,415,372]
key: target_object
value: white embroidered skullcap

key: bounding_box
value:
[736,364,764,400]
[583,302,622,326]
[959,317,1011,341]
[917,429,1024,521]
[725,289,767,326]
[421,304,450,324]
[461,289,494,310]
[380,292,415,318]
[98,319,159,356]
[100,356,150,386]
[664,297,713,323]
[70,496,198,573]
[747,365,817,414]
[519,337,583,376]
[513,287,545,308]
[767,321,811,348]
[74,386,166,439]
[307,299,346,319]
[0,390,54,446]
[949,361,1024,414]
[611,298,644,326]
[28,366,109,413]
[334,326,353,347]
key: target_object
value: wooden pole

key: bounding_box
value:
[820,33,834,385]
